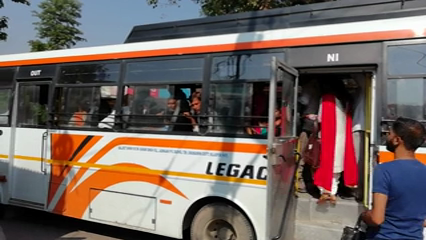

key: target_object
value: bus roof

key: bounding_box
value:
[0,0,425,67]
[124,0,426,43]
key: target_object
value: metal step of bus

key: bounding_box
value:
[295,193,363,227]
[295,220,344,240]
[8,198,44,211]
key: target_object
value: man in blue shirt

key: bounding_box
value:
[362,117,426,240]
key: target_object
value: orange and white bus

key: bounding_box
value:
[0,0,425,239]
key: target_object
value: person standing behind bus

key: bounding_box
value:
[314,80,358,204]
[362,117,426,240]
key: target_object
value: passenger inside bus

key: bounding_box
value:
[184,96,220,133]
[68,98,90,127]
[164,96,193,132]
[298,74,367,204]
[246,106,281,136]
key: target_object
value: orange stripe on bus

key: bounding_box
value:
[379,151,426,165]
[160,199,172,205]
[0,29,423,67]
[48,134,102,206]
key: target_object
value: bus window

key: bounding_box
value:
[383,78,426,145]
[17,85,49,127]
[122,58,204,133]
[386,78,425,120]
[54,61,121,129]
[384,44,426,145]
[54,86,117,128]
[125,85,171,131]
[59,62,120,84]
[0,89,11,125]
[125,58,204,84]
[0,68,15,125]
[122,85,199,133]
[208,52,284,137]
[209,83,252,135]
[388,44,426,76]
[210,52,284,81]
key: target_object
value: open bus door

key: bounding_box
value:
[266,57,299,240]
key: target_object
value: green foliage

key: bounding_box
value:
[147,0,336,16]
[30,102,48,125]
[28,0,86,52]
[0,0,30,41]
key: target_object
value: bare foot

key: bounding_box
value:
[317,193,330,204]
[330,194,337,205]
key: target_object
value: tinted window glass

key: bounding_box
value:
[386,78,426,120]
[0,68,15,86]
[209,83,252,134]
[17,84,50,127]
[122,84,200,133]
[59,62,120,84]
[211,53,284,81]
[388,44,426,76]
[125,58,204,83]
[0,89,11,125]
[53,86,119,128]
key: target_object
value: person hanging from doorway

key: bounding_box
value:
[350,74,366,201]
[297,78,321,193]
[314,80,358,205]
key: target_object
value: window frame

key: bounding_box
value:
[123,55,206,85]
[57,60,123,85]
[51,85,108,130]
[14,81,52,129]
[0,67,18,127]
[116,55,207,134]
[46,49,288,138]
[117,82,204,135]
[203,49,286,138]
[382,39,426,146]
[209,49,286,84]
[51,60,123,131]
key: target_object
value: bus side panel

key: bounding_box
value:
[45,130,267,239]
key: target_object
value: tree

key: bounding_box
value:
[28,0,86,52]
[147,0,336,16]
[0,0,30,41]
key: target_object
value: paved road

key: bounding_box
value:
[0,206,184,240]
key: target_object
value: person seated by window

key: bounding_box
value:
[247,107,281,136]
[184,96,220,133]
[164,97,192,132]
[69,98,90,127]
[98,98,116,129]
[247,117,268,136]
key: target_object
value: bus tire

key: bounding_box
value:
[190,203,255,240]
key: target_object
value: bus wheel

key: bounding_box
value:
[190,203,255,240]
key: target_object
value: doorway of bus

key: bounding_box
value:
[9,79,52,209]
[296,69,377,208]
